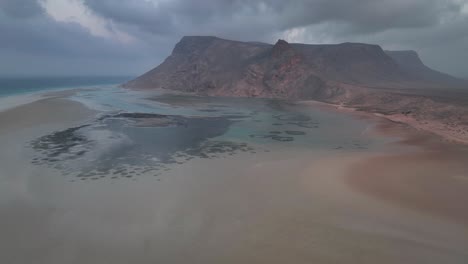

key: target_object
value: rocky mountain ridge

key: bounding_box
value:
[124,36,466,99]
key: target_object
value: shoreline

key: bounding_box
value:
[302,98,468,227]
[345,139,468,227]
[341,107,468,227]
[0,93,96,138]
[0,88,84,113]
[300,99,468,145]
[0,92,46,113]
[127,86,468,146]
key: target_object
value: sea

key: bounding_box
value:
[0,76,133,97]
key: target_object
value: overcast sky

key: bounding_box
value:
[1,0,468,78]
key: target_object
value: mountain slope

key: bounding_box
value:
[385,50,465,87]
[124,36,466,99]
[291,43,408,84]
[124,37,323,98]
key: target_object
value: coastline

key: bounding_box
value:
[0,90,467,262]
[300,99,468,145]
[301,98,468,228]
[132,87,468,146]
[344,113,468,228]
[0,92,45,112]
[345,142,468,228]
[0,91,96,138]
[0,88,82,113]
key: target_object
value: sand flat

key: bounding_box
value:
[1,94,468,263]
[0,96,95,136]
[346,139,468,227]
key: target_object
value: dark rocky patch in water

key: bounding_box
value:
[269,131,282,134]
[287,122,319,128]
[272,113,319,128]
[30,112,259,180]
[198,109,219,112]
[272,136,294,142]
[273,113,310,122]
[113,113,169,119]
[103,112,188,127]
[285,130,306,135]
[249,134,294,142]
[31,124,92,162]
[176,141,255,160]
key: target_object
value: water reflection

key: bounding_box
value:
[30,92,376,181]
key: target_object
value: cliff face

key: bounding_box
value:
[385,50,465,86]
[292,43,407,84]
[124,36,466,99]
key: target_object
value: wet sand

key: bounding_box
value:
[0,96,95,136]
[1,95,468,263]
[347,121,468,228]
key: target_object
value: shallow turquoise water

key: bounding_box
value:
[26,85,390,181]
[72,86,381,151]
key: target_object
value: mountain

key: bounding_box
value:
[124,36,324,98]
[123,36,466,99]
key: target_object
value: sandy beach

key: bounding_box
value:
[347,120,468,227]
[1,93,467,263]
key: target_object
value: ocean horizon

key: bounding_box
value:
[0,76,134,98]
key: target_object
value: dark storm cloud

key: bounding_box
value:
[82,0,174,35]
[0,16,154,60]
[83,0,457,36]
[82,0,468,78]
[270,0,456,33]
[82,0,275,40]
[0,0,43,18]
[0,0,163,76]
[0,0,468,77]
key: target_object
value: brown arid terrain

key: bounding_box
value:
[124,36,468,143]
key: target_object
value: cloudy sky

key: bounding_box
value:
[1,0,468,78]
